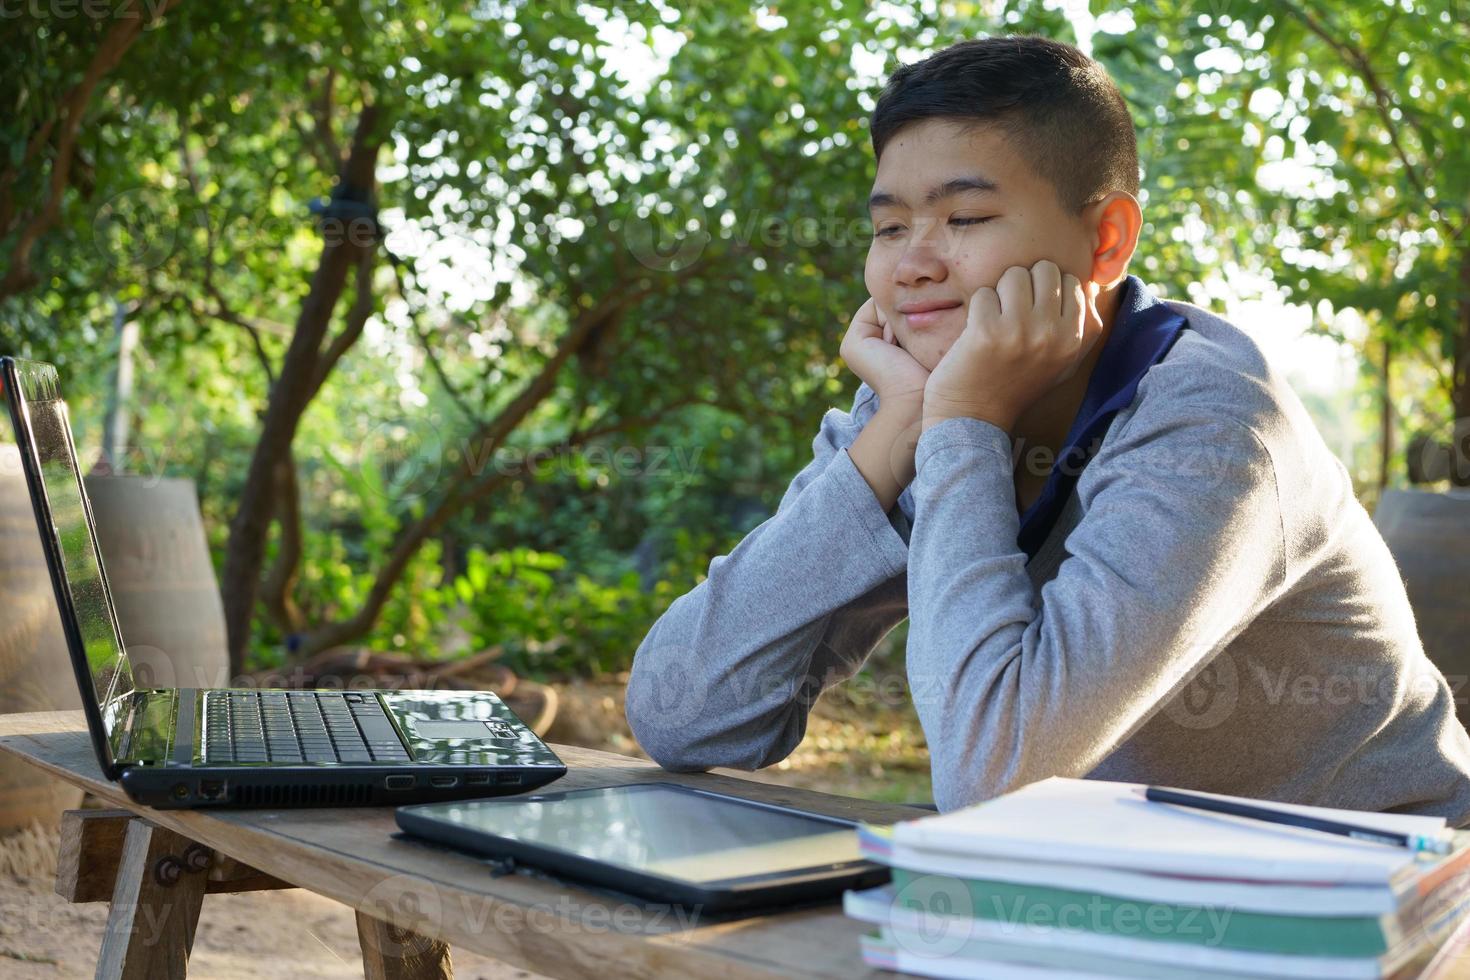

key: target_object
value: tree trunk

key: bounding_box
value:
[99,297,140,476]
[1453,242,1470,488]
[218,105,382,678]
[1378,339,1392,494]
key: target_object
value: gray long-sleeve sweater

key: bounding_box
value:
[625,285,1470,823]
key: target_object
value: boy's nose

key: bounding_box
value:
[895,245,948,287]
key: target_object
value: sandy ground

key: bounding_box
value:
[0,815,548,979]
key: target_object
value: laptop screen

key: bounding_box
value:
[1,361,135,741]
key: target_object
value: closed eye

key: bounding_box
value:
[872,216,995,239]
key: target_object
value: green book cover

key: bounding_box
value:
[886,867,1459,957]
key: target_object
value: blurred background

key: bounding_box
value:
[2,0,1468,817]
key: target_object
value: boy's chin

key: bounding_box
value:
[905,337,959,374]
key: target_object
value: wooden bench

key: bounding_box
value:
[0,710,924,979]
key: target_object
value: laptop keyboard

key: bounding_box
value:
[203,691,413,764]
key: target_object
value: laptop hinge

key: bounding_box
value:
[116,689,179,766]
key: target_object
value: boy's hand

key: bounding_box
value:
[922,261,1099,435]
[840,297,931,408]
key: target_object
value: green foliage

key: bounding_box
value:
[1118,0,1469,433]
[6,0,1464,684]
[445,546,664,679]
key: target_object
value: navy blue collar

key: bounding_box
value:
[1015,275,1189,560]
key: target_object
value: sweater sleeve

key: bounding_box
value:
[906,412,1285,812]
[625,383,912,772]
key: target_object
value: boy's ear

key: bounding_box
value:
[1086,192,1142,288]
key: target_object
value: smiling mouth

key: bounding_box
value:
[902,305,962,327]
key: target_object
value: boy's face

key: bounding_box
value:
[865,117,1098,373]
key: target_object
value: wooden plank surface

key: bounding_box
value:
[0,710,915,980]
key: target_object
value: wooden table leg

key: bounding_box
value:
[56,808,294,903]
[95,818,209,980]
[356,909,454,980]
[55,808,453,979]
[54,807,455,979]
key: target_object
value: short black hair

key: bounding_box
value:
[870,35,1139,213]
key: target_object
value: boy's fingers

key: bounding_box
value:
[883,322,893,345]
[967,285,1002,330]
[1062,275,1085,338]
[997,265,1033,315]
[1031,260,1062,313]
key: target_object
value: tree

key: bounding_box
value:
[4,0,962,676]
[1120,0,1470,486]
[20,0,1428,681]
[0,0,185,300]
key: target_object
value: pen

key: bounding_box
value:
[1142,786,1453,855]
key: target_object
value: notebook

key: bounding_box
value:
[874,777,1452,886]
[849,918,1450,980]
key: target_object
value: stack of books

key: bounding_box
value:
[845,778,1470,979]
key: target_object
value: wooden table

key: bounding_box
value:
[0,710,922,979]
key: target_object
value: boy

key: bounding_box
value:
[625,35,1470,819]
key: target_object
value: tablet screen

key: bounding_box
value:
[417,784,864,884]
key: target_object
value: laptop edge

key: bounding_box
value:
[0,356,567,809]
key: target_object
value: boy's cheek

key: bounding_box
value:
[902,330,963,372]
[862,254,886,304]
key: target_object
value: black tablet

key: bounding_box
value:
[394,782,891,912]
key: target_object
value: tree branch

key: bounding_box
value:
[259,448,306,635]
[196,298,277,384]
[290,395,709,658]
[311,67,343,173]
[1279,2,1437,218]
[386,249,490,427]
[0,0,186,298]
[176,107,279,384]
[307,248,376,401]
[431,280,649,480]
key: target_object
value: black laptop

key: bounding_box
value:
[1,356,567,808]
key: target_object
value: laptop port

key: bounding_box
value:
[494,773,521,785]
[170,782,190,800]
[198,780,226,801]
[465,774,491,786]
[429,775,458,788]
[384,775,415,790]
